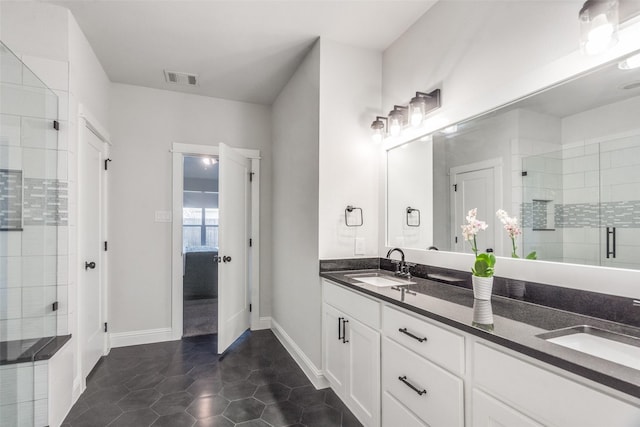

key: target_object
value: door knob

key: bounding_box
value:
[223,256,232,263]
[85,261,96,270]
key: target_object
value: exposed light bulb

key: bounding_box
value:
[619,52,640,70]
[410,111,424,127]
[372,130,384,143]
[389,123,401,137]
[579,0,618,55]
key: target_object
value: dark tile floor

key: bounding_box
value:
[62,330,363,427]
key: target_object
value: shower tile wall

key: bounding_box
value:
[0,51,70,343]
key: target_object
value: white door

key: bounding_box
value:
[217,143,251,353]
[78,124,106,381]
[453,167,496,254]
[347,317,380,427]
[323,303,347,393]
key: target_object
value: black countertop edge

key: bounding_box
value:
[320,270,640,400]
[0,335,72,366]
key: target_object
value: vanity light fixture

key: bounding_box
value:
[619,52,640,70]
[201,157,217,166]
[409,89,441,127]
[579,0,619,55]
[388,105,408,137]
[370,116,387,143]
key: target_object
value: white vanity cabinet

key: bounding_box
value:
[381,305,465,427]
[322,280,381,427]
[320,277,640,427]
[472,342,640,427]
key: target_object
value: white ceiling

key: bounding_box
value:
[53,0,437,105]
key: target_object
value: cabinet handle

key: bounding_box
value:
[398,327,427,343]
[338,317,343,341]
[342,319,349,344]
[398,376,427,396]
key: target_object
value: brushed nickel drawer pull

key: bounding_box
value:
[398,375,427,396]
[399,327,427,343]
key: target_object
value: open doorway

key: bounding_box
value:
[182,155,219,337]
[171,143,261,354]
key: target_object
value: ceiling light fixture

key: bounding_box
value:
[370,116,387,143]
[409,89,441,127]
[388,105,408,137]
[579,0,619,55]
[618,52,640,70]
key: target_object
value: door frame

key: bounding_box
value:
[450,157,503,255]
[171,142,261,340]
[76,104,111,391]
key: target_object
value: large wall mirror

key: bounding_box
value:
[387,50,640,272]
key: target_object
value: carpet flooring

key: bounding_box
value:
[184,298,218,337]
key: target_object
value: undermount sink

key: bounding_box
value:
[537,326,640,371]
[345,272,416,287]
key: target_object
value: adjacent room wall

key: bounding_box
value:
[108,84,272,334]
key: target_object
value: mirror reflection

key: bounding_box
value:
[387,52,640,270]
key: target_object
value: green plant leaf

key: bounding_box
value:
[525,251,537,260]
[473,253,495,277]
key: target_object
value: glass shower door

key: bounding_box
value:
[1,41,59,427]
[598,135,640,270]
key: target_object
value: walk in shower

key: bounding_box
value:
[1,41,64,426]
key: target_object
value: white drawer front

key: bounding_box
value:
[472,388,543,427]
[474,342,640,427]
[383,304,465,375]
[382,337,464,427]
[382,391,428,427]
[323,279,380,329]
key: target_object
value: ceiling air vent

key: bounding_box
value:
[164,70,199,86]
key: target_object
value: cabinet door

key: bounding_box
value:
[347,317,380,427]
[472,389,542,427]
[323,303,347,394]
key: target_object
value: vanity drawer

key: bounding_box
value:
[322,279,380,329]
[474,342,640,426]
[382,337,464,427]
[382,305,465,375]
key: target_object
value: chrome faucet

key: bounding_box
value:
[386,247,412,278]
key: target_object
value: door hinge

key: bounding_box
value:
[455,236,458,243]
[453,184,457,192]
[104,241,108,251]
[249,172,254,182]
[249,238,252,247]
[53,120,60,131]
[104,158,112,170]
[52,301,59,312]
[104,322,108,333]
[249,304,252,312]
[522,171,528,177]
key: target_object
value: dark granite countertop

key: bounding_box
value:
[320,269,640,400]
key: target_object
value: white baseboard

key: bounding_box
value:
[252,316,272,330]
[109,327,175,348]
[270,319,329,390]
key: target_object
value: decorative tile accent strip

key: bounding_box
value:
[0,169,23,230]
[23,178,68,226]
[523,201,640,228]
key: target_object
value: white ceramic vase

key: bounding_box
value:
[472,275,494,300]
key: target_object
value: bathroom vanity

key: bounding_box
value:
[320,264,640,427]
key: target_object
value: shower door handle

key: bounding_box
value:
[85,261,96,270]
